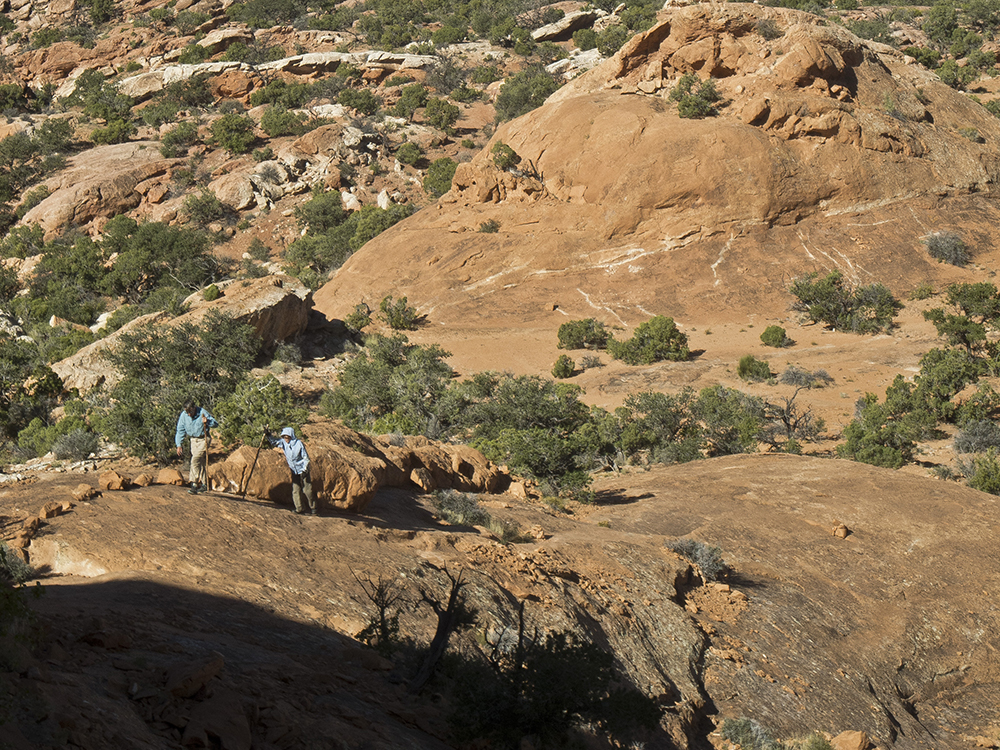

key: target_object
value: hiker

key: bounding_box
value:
[175,402,218,495]
[266,427,317,516]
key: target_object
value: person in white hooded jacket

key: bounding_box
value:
[266,427,317,515]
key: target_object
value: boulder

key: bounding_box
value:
[210,421,508,512]
[99,471,132,491]
[22,143,179,239]
[157,468,186,486]
[208,173,256,211]
[179,275,312,345]
[72,484,101,502]
[531,10,602,41]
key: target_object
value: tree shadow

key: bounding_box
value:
[591,489,654,506]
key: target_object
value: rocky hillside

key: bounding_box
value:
[2,451,1000,749]
[316,4,1000,334]
[4,1,1000,749]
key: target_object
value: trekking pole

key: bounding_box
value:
[241,429,269,500]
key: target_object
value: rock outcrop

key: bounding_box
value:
[23,142,180,240]
[314,5,1000,332]
[51,275,311,395]
[209,421,509,512]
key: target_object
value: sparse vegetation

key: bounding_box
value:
[666,538,728,581]
[379,295,419,330]
[551,354,575,379]
[760,325,791,347]
[669,73,722,119]
[924,231,970,266]
[790,271,901,334]
[738,355,771,382]
[557,318,609,350]
[607,316,689,365]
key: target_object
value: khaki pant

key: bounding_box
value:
[189,437,208,486]
[292,471,314,513]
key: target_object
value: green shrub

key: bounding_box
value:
[98,310,261,461]
[91,119,135,145]
[32,28,63,48]
[424,157,458,197]
[395,141,422,165]
[760,324,791,347]
[903,46,941,69]
[320,333,454,433]
[669,73,721,118]
[958,447,1000,494]
[909,282,934,301]
[215,373,307,447]
[790,271,901,334]
[249,79,312,108]
[177,44,208,64]
[379,294,419,330]
[183,189,228,227]
[392,83,428,120]
[471,65,502,84]
[345,302,372,332]
[737,354,772,382]
[924,231,969,266]
[557,318,609,350]
[159,121,199,158]
[221,40,286,64]
[425,97,460,133]
[338,88,380,115]
[491,141,521,171]
[607,316,689,364]
[260,106,305,137]
[295,188,345,232]
[203,284,221,301]
[666,538,728,581]
[18,415,87,458]
[572,28,598,50]
[175,10,209,33]
[596,24,628,56]
[495,67,560,122]
[210,113,256,154]
[434,489,491,526]
[478,220,500,233]
[551,354,575,379]
[16,186,49,220]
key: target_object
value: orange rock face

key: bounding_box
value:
[314,5,1000,334]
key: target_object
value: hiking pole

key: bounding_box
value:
[241,429,269,500]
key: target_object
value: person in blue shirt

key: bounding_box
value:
[175,402,218,495]
[266,427,316,515]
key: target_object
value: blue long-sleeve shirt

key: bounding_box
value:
[175,408,218,447]
[268,427,310,474]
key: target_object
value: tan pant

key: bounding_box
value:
[189,437,208,486]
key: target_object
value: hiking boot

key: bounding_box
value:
[310,509,318,516]
[198,483,208,493]
[187,483,201,495]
